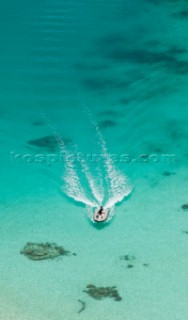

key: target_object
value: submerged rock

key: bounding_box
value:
[27,135,58,152]
[20,242,71,261]
[120,254,149,268]
[162,171,175,176]
[181,204,188,210]
[77,299,86,314]
[120,254,136,261]
[84,284,122,302]
[32,121,45,126]
[27,135,72,152]
[99,120,117,129]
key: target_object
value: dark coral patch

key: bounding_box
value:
[162,171,175,176]
[96,34,126,48]
[119,97,131,105]
[167,60,188,75]
[99,120,117,129]
[84,284,122,302]
[27,135,72,152]
[167,45,187,56]
[27,135,58,152]
[82,78,107,91]
[77,299,86,314]
[20,242,72,261]
[120,255,136,261]
[108,48,175,65]
[82,77,130,92]
[173,10,188,18]
[181,204,188,210]
[32,121,45,126]
[165,120,187,141]
[98,38,188,75]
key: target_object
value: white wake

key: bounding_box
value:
[58,111,133,221]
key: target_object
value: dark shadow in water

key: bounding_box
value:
[82,78,106,91]
[108,48,176,65]
[82,77,130,92]
[96,33,127,48]
[167,45,188,56]
[119,97,132,105]
[162,171,176,176]
[28,135,58,152]
[144,142,165,154]
[172,9,188,18]
[74,61,110,72]
[181,204,188,210]
[167,60,188,75]
[88,216,114,230]
[99,120,117,129]
[27,135,72,152]
[94,32,188,76]
[32,120,45,126]
[77,29,188,101]
[165,119,188,141]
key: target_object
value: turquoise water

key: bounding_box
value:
[1,0,188,319]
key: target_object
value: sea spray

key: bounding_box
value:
[83,106,133,209]
[41,112,97,207]
[42,109,133,221]
[79,158,104,204]
[58,138,97,207]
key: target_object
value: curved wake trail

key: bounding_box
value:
[44,118,97,207]
[44,108,133,221]
[59,141,97,207]
[80,159,104,205]
[84,107,133,209]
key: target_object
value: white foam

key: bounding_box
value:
[59,109,133,220]
[43,109,133,219]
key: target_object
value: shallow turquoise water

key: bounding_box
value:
[1,0,188,319]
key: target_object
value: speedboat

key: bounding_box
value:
[93,207,109,223]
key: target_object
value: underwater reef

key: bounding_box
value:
[83,284,122,301]
[27,135,72,152]
[99,120,117,129]
[32,120,45,126]
[77,300,86,314]
[120,254,136,261]
[120,254,150,268]
[181,204,188,210]
[162,171,176,176]
[120,254,136,269]
[20,242,76,260]
[27,135,58,152]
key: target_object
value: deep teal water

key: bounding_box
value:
[1,0,188,319]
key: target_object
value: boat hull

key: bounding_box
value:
[93,208,109,223]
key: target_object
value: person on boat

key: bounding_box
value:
[98,206,104,215]
[94,206,108,222]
